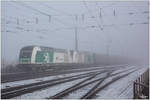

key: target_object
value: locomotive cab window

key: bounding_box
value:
[20,51,32,58]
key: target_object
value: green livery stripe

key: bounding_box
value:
[35,51,54,63]
[35,52,46,63]
[19,58,31,63]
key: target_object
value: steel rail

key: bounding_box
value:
[49,71,110,99]
[2,70,103,93]
[1,70,105,99]
[81,69,139,99]
[49,67,137,99]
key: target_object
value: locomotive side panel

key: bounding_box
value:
[88,53,94,64]
[35,51,54,64]
[78,53,83,63]
[18,45,97,71]
[53,52,66,63]
[64,53,68,63]
[84,53,89,64]
[67,50,74,63]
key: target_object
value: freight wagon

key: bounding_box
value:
[18,45,96,71]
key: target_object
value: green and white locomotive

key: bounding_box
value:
[19,45,96,71]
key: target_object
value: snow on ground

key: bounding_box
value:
[66,81,99,99]
[2,64,130,89]
[1,67,106,89]
[65,72,108,99]
[46,64,130,72]
[2,64,143,99]
[95,66,148,99]
[13,71,108,99]
[64,66,137,99]
[13,77,88,99]
[2,72,28,75]
[46,66,106,72]
[49,66,135,99]
[111,65,136,74]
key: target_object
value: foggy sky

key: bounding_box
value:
[1,1,149,65]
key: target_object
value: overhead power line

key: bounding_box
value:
[12,1,73,27]
[40,3,73,16]
[3,20,148,36]
[83,0,103,31]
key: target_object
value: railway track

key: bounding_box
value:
[1,65,136,99]
[81,70,138,99]
[1,69,106,92]
[48,67,138,99]
[1,69,108,99]
[1,64,129,83]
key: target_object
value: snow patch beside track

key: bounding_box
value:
[1,68,104,89]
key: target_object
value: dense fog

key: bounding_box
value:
[1,1,149,66]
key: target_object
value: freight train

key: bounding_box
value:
[18,45,96,71]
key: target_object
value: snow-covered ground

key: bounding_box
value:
[2,64,128,89]
[2,65,147,99]
[61,66,137,99]
[13,77,88,99]
[95,66,148,99]
[13,71,108,99]
[1,67,106,89]
[65,72,108,99]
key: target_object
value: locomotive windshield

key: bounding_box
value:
[20,51,32,58]
[19,46,34,58]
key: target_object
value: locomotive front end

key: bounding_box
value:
[19,46,34,64]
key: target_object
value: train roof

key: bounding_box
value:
[21,46,35,51]
[21,45,95,54]
[21,45,67,52]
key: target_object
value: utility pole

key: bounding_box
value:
[48,15,51,23]
[113,9,116,16]
[99,8,102,18]
[75,26,78,51]
[75,15,78,51]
